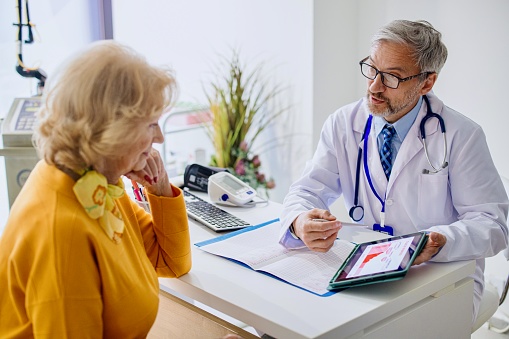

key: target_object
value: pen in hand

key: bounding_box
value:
[310,218,341,241]
[132,187,142,201]
[131,179,145,202]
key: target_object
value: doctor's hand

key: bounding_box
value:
[412,232,446,265]
[292,209,342,252]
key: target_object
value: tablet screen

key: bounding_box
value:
[331,232,426,284]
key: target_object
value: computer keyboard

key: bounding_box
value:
[183,189,251,232]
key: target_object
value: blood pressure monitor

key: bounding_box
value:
[207,172,257,206]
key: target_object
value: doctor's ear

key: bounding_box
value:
[419,72,438,95]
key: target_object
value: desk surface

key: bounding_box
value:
[159,197,476,339]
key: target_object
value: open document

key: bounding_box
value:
[195,219,356,296]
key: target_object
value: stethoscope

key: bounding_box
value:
[348,94,448,223]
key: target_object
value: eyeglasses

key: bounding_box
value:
[359,56,432,89]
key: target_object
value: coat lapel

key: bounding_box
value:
[387,93,444,192]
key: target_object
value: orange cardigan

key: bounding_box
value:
[0,161,191,338]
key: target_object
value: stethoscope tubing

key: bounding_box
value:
[421,95,448,174]
[363,115,385,206]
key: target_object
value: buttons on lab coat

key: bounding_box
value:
[386,199,393,206]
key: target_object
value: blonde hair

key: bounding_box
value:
[35,40,177,170]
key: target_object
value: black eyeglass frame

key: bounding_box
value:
[359,56,433,89]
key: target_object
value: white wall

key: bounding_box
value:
[112,0,315,203]
[313,1,359,148]
[0,0,104,116]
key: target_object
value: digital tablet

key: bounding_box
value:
[328,231,428,290]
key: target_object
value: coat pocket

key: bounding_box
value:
[417,173,453,222]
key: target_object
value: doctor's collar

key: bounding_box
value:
[374,96,422,141]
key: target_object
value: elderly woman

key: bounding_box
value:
[0,41,191,337]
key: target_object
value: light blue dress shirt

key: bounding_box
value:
[373,96,423,164]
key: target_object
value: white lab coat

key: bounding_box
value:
[280,92,509,321]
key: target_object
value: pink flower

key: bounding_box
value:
[235,160,246,175]
[239,140,248,152]
[252,155,261,168]
[256,173,266,183]
[266,179,276,189]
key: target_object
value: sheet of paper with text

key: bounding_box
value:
[196,220,356,295]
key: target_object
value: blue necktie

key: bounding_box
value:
[380,124,396,179]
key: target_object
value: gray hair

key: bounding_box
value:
[371,20,448,74]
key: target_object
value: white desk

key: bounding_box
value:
[159,199,475,339]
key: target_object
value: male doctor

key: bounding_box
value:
[279,19,508,325]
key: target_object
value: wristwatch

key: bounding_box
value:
[289,223,300,240]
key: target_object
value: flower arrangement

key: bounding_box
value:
[204,51,284,194]
[233,140,275,191]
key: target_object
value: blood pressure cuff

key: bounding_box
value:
[183,164,229,192]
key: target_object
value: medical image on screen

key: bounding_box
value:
[346,237,414,278]
[331,232,425,285]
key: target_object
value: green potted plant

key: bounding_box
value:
[204,52,286,195]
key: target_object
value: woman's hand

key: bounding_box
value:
[125,148,174,197]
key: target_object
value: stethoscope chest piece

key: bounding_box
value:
[349,205,364,222]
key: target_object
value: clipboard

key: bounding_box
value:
[328,231,428,290]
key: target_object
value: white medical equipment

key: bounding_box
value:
[0,97,41,208]
[207,172,257,206]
